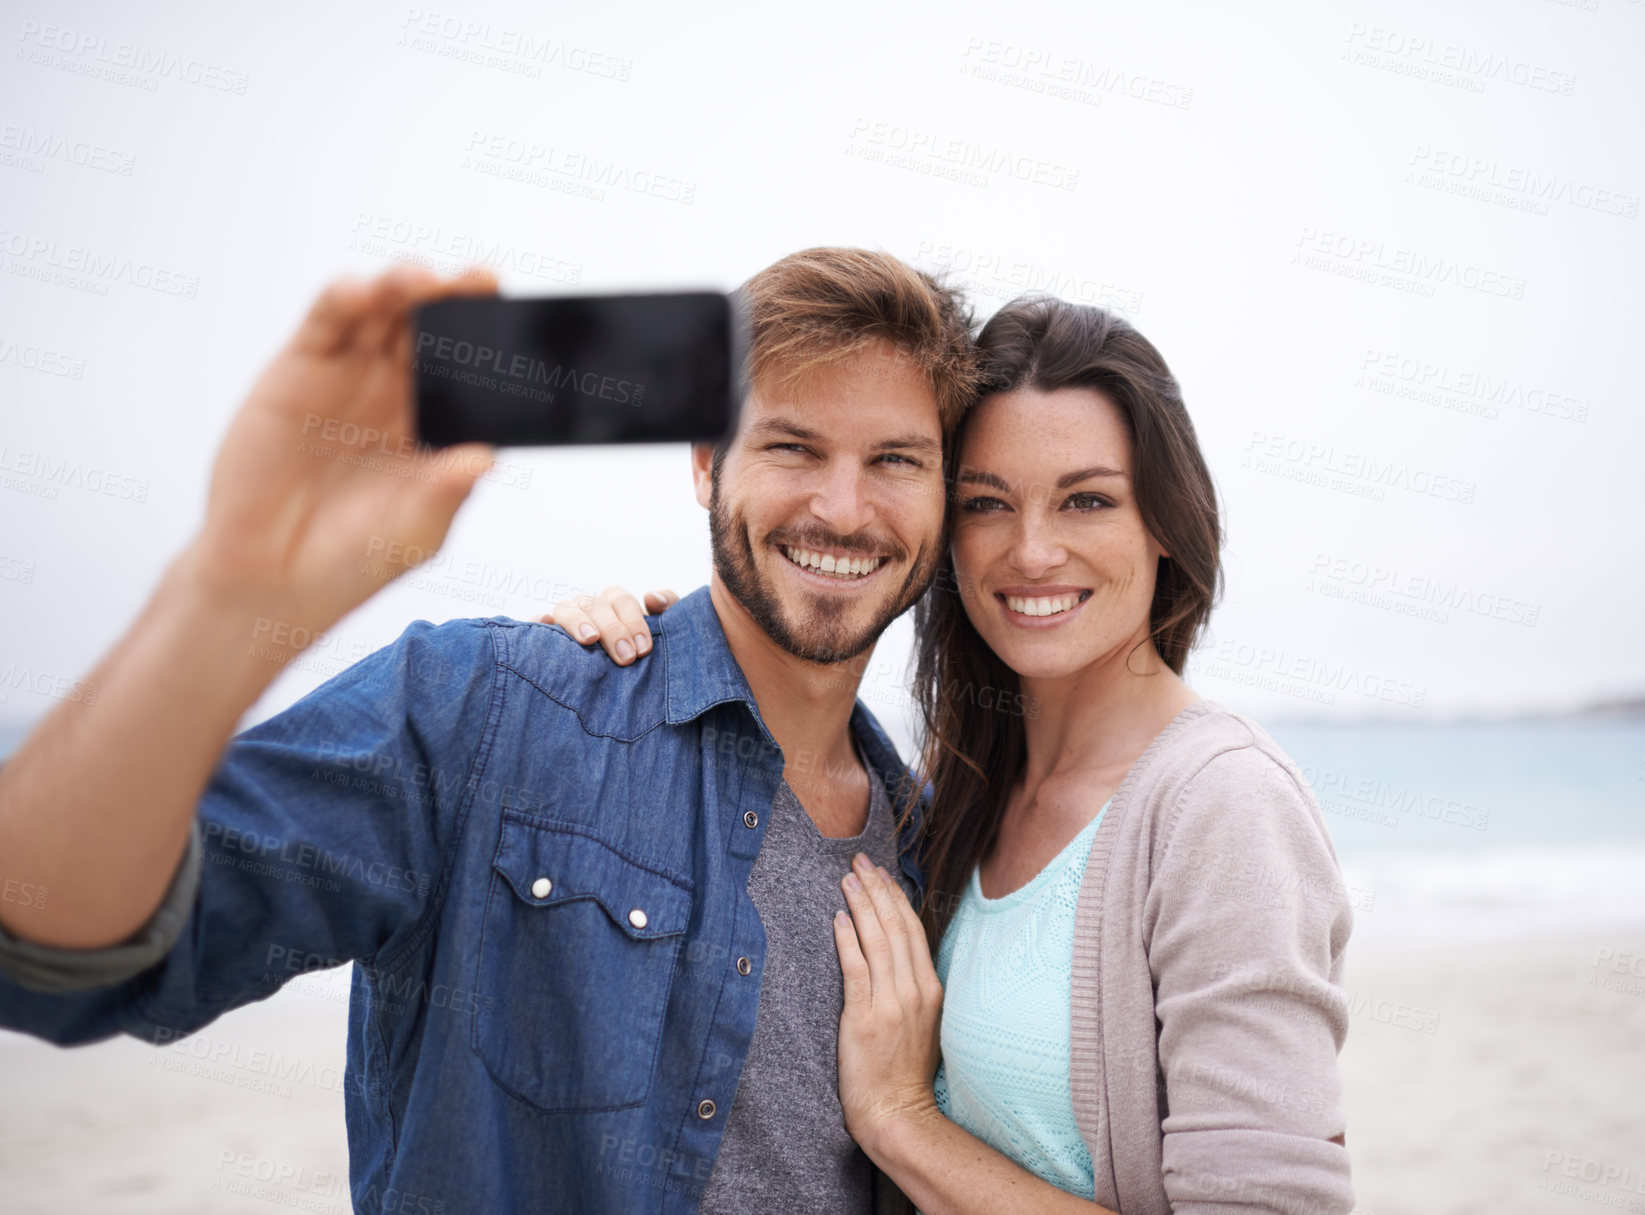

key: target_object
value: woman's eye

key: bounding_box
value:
[959,495,1006,512]
[1065,492,1111,511]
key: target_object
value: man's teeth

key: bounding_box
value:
[1005,593,1082,618]
[782,546,885,579]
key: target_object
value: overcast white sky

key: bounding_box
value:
[1,0,1640,744]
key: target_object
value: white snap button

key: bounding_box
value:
[531,877,552,899]
[628,908,648,929]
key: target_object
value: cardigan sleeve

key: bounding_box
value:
[1143,744,1355,1215]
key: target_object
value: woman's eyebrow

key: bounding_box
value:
[955,465,1129,492]
[1057,465,1128,488]
[955,467,1010,491]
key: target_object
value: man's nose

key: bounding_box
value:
[809,461,876,537]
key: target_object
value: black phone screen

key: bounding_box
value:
[413,292,741,448]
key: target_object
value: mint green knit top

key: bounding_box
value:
[932,800,1111,1199]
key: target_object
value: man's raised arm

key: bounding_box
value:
[0,264,499,951]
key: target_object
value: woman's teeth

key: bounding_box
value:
[782,546,884,580]
[1004,593,1082,618]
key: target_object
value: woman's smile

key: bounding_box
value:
[994,586,1094,626]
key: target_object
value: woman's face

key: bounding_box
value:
[950,386,1165,683]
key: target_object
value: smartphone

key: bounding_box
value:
[412,292,743,448]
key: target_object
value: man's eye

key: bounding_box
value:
[878,453,919,467]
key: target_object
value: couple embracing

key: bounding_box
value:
[0,246,1354,1214]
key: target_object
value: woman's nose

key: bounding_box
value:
[1007,513,1066,576]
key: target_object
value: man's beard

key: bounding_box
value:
[709,481,937,665]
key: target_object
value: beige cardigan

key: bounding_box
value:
[1067,700,1355,1213]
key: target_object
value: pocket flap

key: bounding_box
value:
[491,811,691,940]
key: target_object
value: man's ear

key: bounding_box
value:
[690,443,715,510]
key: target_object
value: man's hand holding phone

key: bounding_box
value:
[183,263,502,659]
[0,264,501,951]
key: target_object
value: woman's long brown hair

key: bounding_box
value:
[910,296,1223,944]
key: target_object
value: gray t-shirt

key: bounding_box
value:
[697,756,909,1214]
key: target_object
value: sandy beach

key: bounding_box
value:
[1339,933,1645,1215]
[2,933,1641,1214]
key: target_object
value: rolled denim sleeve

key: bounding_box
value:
[0,824,202,994]
[0,617,500,1046]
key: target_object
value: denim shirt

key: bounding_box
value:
[0,587,927,1214]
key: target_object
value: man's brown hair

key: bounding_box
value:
[730,247,981,442]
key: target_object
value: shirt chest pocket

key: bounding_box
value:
[471,811,692,1114]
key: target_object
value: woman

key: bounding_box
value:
[551,297,1354,1214]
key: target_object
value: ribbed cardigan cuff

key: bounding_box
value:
[1163,1127,1354,1215]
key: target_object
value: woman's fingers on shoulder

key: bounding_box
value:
[540,584,670,664]
[642,588,679,612]
[579,590,640,664]
[542,596,599,642]
[600,586,653,658]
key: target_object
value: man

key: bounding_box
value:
[0,248,978,1212]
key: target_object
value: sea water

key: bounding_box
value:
[1268,719,1645,949]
